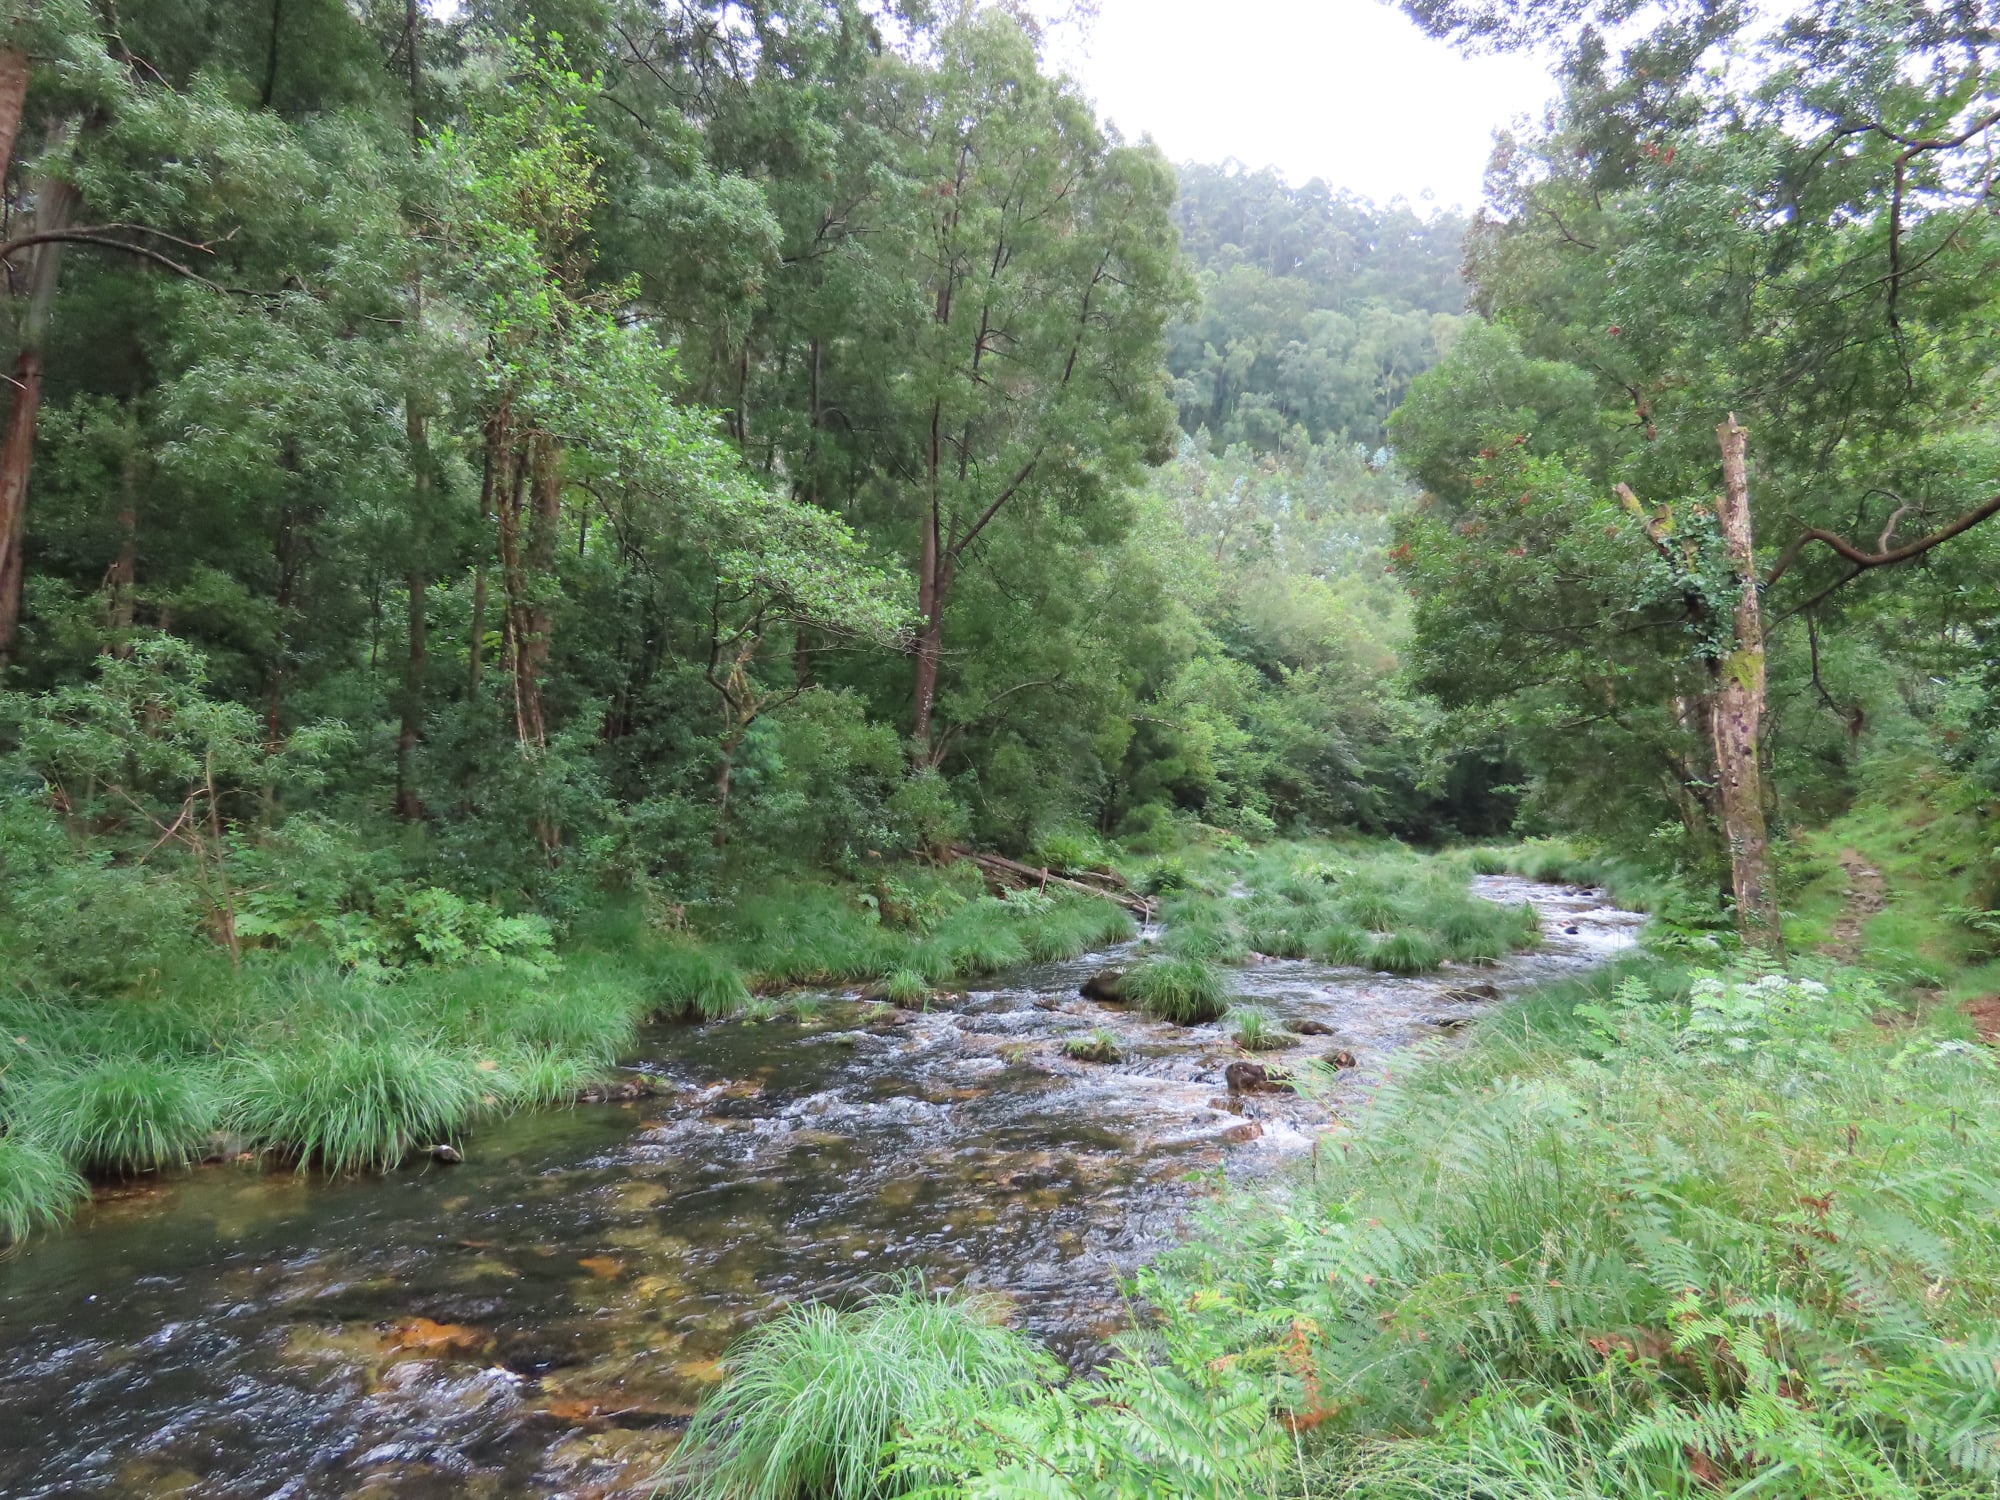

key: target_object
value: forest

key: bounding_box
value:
[3,0,2000,1497]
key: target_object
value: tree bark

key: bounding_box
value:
[1710,414,1781,951]
[0,166,77,666]
[0,46,29,189]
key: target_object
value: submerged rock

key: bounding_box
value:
[1423,1015,1472,1031]
[1079,969,1125,1003]
[1221,1120,1263,1145]
[1294,1019,1336,1036]
[1439,982,1501,1004]
[1224,1061,1294,1095]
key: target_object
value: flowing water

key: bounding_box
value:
[0,877,1640,1500]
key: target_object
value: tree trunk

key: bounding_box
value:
[1710,414,1781,951]
[911,487,946,759]
[0,168,78,666]
[0,46,29,188]
[396,568,427,818]
[104,426,141,656]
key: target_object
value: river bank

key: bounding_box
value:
[0,856,1639,1499]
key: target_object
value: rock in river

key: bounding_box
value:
[1079,969,1125,1003]
[1225,1061,1294,1095]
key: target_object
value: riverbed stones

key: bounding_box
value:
[1079,969,1125,1003]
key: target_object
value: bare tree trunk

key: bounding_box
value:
[0,46,29,188]
[1711,414,1781,951]
[0,166,78,666]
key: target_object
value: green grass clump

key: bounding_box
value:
[1335,889,1405,932]
[1366,929,1444,975]
[1162,921,1248,964]
[229,1033,484,1174]
[1228,1007,1293,1052]
[1243,912,1312,958]
[0,1133,86,1243]
[879,968,929,1007]
[1306,922,1371,965]
[650,945,751,1020]
[26,1057,223,1173]
[675,1281,1055,1500]
[1125,958,1229,1025]
[919,902,1030,979]
[1062,1027,1123,1064]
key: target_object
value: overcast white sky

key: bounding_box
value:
[1037,0,1558,212]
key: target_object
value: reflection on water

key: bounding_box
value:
[0,877,1639,1499]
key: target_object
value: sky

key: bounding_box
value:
[1036,0,1558,212]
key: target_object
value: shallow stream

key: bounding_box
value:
[0,876,1640,1500]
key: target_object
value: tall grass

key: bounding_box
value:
[1026,959,2000,1499]
[673,1281,1055,1500]
[27,1057,223,1173]
[1125,958,1229,1024]
[1366,929,1444,974]
[0,1133,86,1242]
[229,1033,486,1174]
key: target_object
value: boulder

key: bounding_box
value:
[1294,1019,1336,1036]
[1079,969,1125,1003]
[1326,1049,1358,1069]
[1225,1061,1295,1095]
[430,1143,464,1165]
[1221,1121,1264,1145]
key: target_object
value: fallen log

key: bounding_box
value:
[944,845,1152,917]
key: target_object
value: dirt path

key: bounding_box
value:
[1829,848,1886,963]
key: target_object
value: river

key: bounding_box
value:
[0,876,1640,1499]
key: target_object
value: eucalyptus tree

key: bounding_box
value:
[1393,0,2000,943]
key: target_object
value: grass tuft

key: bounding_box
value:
[651,945,751,1020]
[0,1133,87,1243]
[28,1057,223,1174]
[675,1280,1055,1500]
[1306,922,1371,965]
[1228,1007,1293,1052]
[1367,929,1445,975]
[229,1033,484,1174]
[1062,1027,1123,1064]
[1125,958,1229,1025]
[879,969,929,1007]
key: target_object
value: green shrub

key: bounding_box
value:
[28,1056,224,1173]
[228,1033,484,1174]
[1141,858,1190,895]
[1126,959,1229,1025]
[675,1281,1055,1500]
[0,1133,86,1242]
[1367,929,1444,975]
[1306,923,1370,965]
